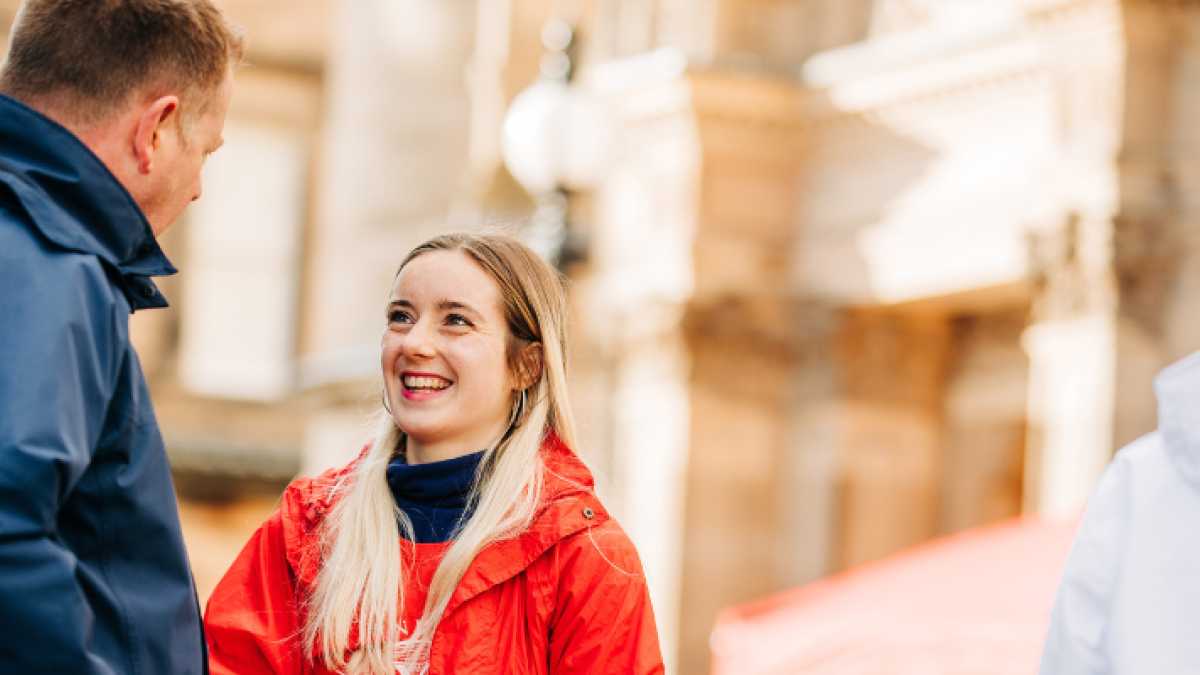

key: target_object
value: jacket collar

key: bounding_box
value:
[294,432,606,611]
[0,94,175,300]
[442,432,607,617]
[1155,350,1200,488]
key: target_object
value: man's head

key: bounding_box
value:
[0,0,245,235]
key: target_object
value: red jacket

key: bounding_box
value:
[204,435,665,674]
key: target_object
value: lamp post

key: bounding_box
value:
[501,19,612,265]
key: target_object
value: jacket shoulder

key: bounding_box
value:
[0,203,117,305]
[551,511,648,580]
[279,454,365,529]
[532,446,643,579]
[274,449,370,575]
[212,462,360,585]
[536,509,664,673]
[1104,431,1174,494]
[1115,430,1165,465]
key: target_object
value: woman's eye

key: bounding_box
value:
[446,314,472,327]
[389,310,413,324]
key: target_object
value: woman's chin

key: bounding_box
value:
[395,420,440,442]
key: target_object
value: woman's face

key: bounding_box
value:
[382,250,517,464]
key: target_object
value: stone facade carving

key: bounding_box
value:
[1028,214,1112,323]
[869,0,949,36]
[1114,214,1182,335]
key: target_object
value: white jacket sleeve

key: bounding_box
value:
[1038,454,1133,675]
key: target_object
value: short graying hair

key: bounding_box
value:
[0,0,245,133]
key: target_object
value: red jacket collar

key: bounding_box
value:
[289,430,609,613]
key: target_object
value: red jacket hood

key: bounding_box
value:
[284,431,610,609]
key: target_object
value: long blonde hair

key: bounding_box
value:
[303,233,579,674]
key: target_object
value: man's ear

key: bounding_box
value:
[516,342,544,391]
[133,95,181,174]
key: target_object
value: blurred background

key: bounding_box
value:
[5,0,1200,673]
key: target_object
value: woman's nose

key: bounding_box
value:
[399,319,437,359]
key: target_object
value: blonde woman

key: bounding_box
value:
[204,233,664,675]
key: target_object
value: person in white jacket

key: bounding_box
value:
[1039,350,1200,674]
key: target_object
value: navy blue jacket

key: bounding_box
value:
[0,94,206,674]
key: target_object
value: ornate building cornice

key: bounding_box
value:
[799,0,1124,135]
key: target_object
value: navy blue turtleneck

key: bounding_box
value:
[386,451,485,543]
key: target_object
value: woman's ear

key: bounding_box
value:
[515,342,544,391]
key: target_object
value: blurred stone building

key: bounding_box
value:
[5,0,1200,673]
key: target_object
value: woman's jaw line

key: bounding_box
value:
[401,426,509,465]
[395,404,516,466]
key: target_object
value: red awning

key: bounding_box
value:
[710,516,1078,675]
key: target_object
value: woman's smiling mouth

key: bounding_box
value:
[401,372,453,398]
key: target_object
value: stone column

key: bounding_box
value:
[1022,322,1116,515]
[1111,1,1200,449]
[582,62,805,675]
[776,302,841,588]
[303,0,478,365]
[1023,216,1118,516]
[679,72,807,675]
[1021,0,1127,516]
[299,0,479,472]
[581,56,702,675]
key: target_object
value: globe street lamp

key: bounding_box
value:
[501,19,613,265]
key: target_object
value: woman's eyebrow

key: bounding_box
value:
[387,299,482,315]
[437,300,480,315]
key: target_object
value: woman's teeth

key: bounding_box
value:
[403,375,451,391]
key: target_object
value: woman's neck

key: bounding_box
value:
[405,432,499,465]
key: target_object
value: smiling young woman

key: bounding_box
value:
[203,233,664,675]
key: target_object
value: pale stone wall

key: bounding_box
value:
[679,73,807,675]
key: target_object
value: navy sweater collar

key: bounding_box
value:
[386,451,485,543]
[0,94,174,292]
